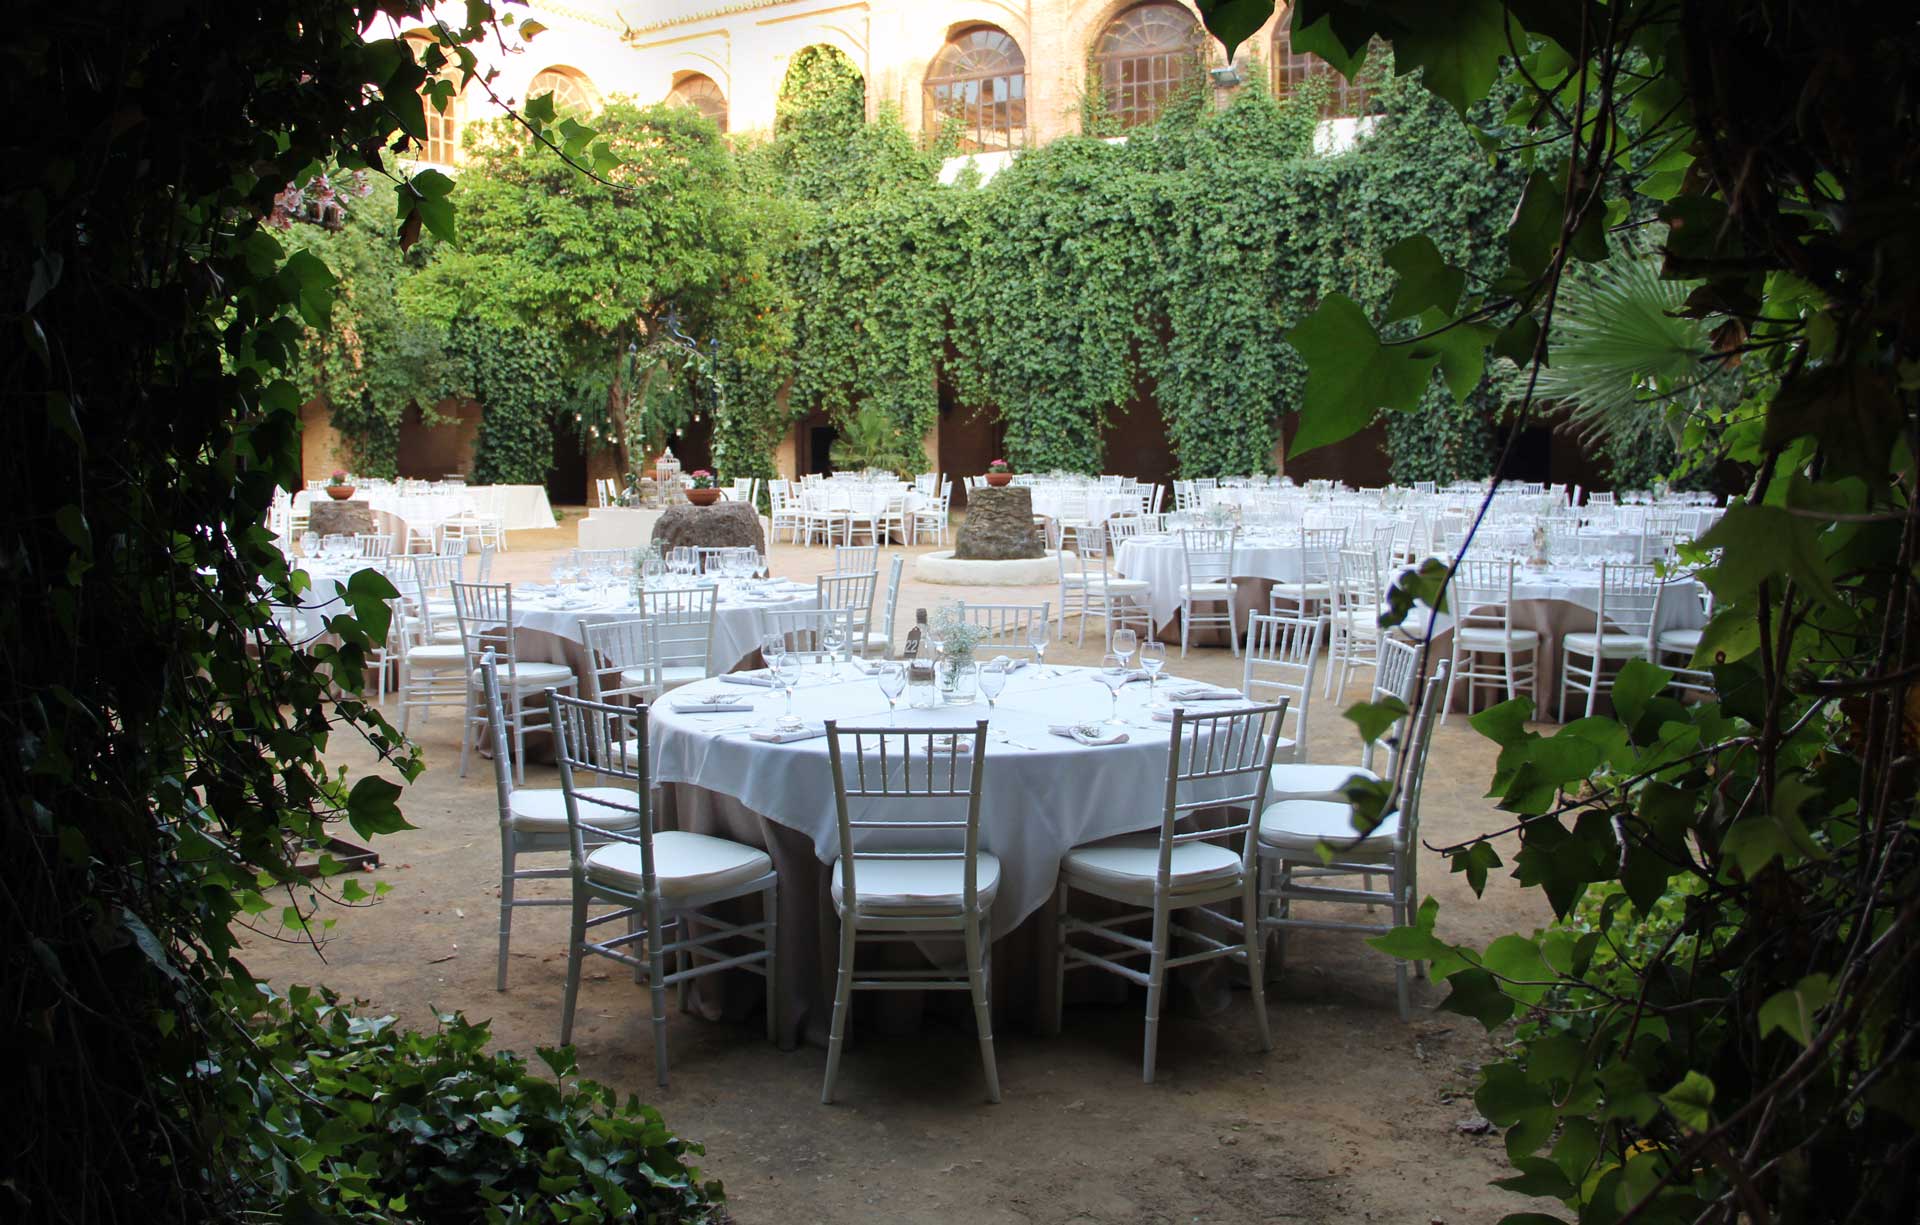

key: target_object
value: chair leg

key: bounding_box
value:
[458,675,477,778]
[560,890,589,1045]
[1051,883,1069,1037]
[650,906,671,1088]
[496,832,515,991]
[821,915,857,1104]
[965,916,1001,1103]
[1242,879,1273,1053]
[1142,901,1171,1083]
[1179,601,1190,658]
[1585,655,1602,718]
[764,882,780,1046]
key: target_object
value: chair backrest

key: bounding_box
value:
[1334,547,1382,617]
[639,586,717,675]
[477,650,519,813]
[872,554,905,655]
[356,532,394,559]
[450,581,522,670]
[824,721,990,919]
[1152,702,1289,880]
[761,607,858,661]
[1179,528,1236,586]
[1597,562,1663,644]
[579,615,661,705]
[1299,526,1346,581]
[548,691,653,881]
[1450,558,1515,634]
[1392,670,1451,854]
[1362,637,1425,774]
[954,602,1050,655]
[834,543,879,575]
[816,569,878,638]
[1242,613,1322,758]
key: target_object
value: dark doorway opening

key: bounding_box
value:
[547,411,588,505]
[808,424,839,476]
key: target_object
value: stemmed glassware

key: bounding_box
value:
[1028,617,1050,676]
[298,531,319,558]
[1140,640,1165,702]
[820,621,846,678]
[979,660,1007,709]
[1112,627,1138,671]
[875,661,906,723]
[773,651,802,731]
[1095,652,1130,727]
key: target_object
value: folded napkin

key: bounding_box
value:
[722,672,779,687]
[1166,686,1244,701]
[1048,723,1130,746]
[983,656,1029,673]
[749,722,826,744]
[672,696,755,713]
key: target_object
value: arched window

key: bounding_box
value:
[528,67,600,116]
[667,74,729,133]
[1271,9,1373,116]
[406,34,465,167]
[1092,3,1204,129]
[924,26,1027,153]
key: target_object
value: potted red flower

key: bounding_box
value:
[985,458,1013,487]
[686,469,722,506]
[325,470,356,500]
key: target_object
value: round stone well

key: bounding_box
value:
[915,485,1063,586]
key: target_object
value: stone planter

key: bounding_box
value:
[985,472,1012,487]
[650,502,767,554]
[325,485,356,500]
[686,487,722,506]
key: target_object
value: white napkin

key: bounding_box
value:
[672,696,755,713]
[1047,724,1130,746]
[749,722,826,743]
[1166,686,1244,701]
[983,656,1029,673]
[722,672,779,687]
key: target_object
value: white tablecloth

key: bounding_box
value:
[576,507,666,550]
[464,485,555,531]
[511,580,817,673]
[295,484,554,539]
[1028,489,1140,523]
[1116,536,1310,627]
[651,665,1251,938]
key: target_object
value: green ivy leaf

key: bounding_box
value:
[1450,841,1503,896]
[345,775,412,840]
[1384,236,1466,321]
[1286,294,1438,457]
[1660,1070,1715,1132]
[1440,966,1516,1028]
[1758,974,1835,1047]
[1343,696,1408,744]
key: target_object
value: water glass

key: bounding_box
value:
[875,662,906,722]
[1112,627,1138,669]
[1095,652,1129,726]
[773,652,802,730]
[979,660,1007,709]
[1140,640,1165,700]
[1028,618,1050,675]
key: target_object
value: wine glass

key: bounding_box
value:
[773,651,803,731]
[298,530,319,558]
[1095,652,1129,727]
[1028,617,1050,675]
[551,561,577,594]
[820,621,847,677]
[875,661,906,722]
[1140,640,1166,702]
[979,660,1007,710]
[1112,627,1138,670]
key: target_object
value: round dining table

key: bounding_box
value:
[509,576,818,677]
[1114,533,1310,639]
[650,663,1258,1046]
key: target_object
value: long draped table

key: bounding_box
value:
[652,664,1253,1046]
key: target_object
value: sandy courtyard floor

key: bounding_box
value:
[241,510,1557,1224]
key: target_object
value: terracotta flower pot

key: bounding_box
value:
[686,487,722,506]
[326,485,356,500]
[985,472,1013,487]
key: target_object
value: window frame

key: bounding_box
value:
[923,25,1029,154]
[1090,2,1205,130]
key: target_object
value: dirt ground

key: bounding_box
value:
[241,509,1558,1224]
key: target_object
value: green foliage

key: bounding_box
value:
[1240,1,1920,1220]
[828,404,916,476]
[221,982,726,1222]
[2,5,716,1217]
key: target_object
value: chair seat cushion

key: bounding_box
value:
[508,786,640,834]
[587,831,773,899]
[1457,626,1541,648]
[1060,833,1242,900]
[1258,798,1399,858]
[1658,627,1703,652]
[1269,761,1381,801]
[1090,578,1151,595]
[658,664,708,690]
[617,668,663,693]
[408,643,467,665]
[472,659,575,688]
[1181,582,1235,598]
[1271,582,1331,597]
[862,631,891,651]
[1563,631,1649,659]
[831,853,1002,915]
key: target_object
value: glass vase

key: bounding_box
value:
[937,657,978,704]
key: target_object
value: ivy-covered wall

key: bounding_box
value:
[302,54,1530,490]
